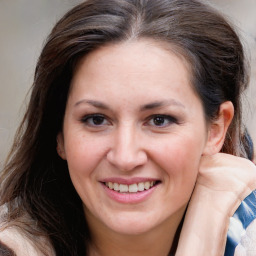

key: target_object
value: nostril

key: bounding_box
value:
[106,149,147,172]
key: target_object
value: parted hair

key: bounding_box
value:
[0,0,253,255]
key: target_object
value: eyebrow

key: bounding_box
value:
[140,99,185,111]
[74,99,185,110]
[74,99,109,109]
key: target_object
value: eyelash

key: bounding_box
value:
[81,114,111,127]
[80,114,178,128]
[145,114,178,127]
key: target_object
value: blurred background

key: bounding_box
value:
[0,0,255,168]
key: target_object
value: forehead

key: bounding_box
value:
[71,39,193,91]
[67,39,203,114]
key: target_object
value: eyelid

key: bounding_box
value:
[80,113,111,126]
[145,114,178,127]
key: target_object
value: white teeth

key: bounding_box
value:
[128,183,138,193]
[119,184,128,193]
[138,182,144,191]
[113,183,119,191]
[108,182,113,189]
[105,181,156,193]
[144,181,150,190]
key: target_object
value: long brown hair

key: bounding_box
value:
[0,0,252,255]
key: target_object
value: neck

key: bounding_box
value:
[87,209,185,256]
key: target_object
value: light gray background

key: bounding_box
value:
[0,0,255,168]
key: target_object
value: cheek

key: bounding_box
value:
[151,135,204,190]
[64,135,109,177]
[64,136,110,205]
[158,145,201,209]
[154,135,203,168]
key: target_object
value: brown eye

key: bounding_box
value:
[81,114,109,126]
[91,116,105,125]
[153,116,166,126]
[147,115,177,127]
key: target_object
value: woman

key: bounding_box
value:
[0,0,256,255]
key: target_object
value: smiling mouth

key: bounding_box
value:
[104,181,160,193]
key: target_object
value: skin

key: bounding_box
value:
[176,153,256,256]
[57,39,251,255]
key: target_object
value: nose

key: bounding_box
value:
[106,124,147,171]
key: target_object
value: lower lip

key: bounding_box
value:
[101,183,157,204]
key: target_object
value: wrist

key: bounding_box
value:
[191,183,243,218]
[176,188,233,256]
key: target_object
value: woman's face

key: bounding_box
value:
[58,40,211,235]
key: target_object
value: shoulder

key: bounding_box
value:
[0,203,55,256]
[0,225,44,256]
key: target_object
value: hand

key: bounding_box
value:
[175,153,256,256]
[197,153,256,216]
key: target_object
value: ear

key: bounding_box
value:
[203,101,234,155]
[56,132,67,160]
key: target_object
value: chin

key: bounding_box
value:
[100,210,168,236]
[108,221,156,236]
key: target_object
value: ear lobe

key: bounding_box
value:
[56,132,67,160]
[203,101,234,155]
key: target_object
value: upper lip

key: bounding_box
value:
[101,177,159,185]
